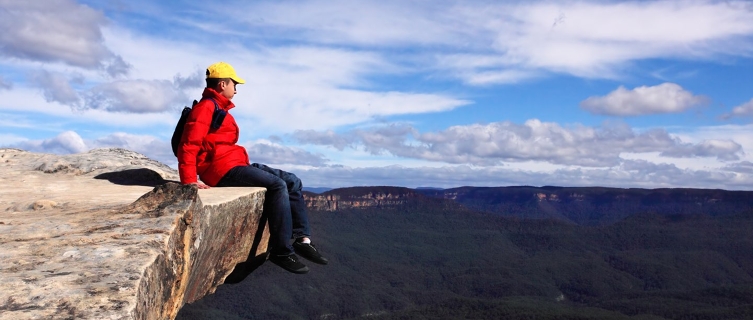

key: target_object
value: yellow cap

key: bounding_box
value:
[206,62,245,84]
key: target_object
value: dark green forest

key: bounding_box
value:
[177,191,753,319]
[416,186,753,225]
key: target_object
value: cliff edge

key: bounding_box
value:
[0,148,268,320]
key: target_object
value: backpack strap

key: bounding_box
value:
[204,98,226,130]
[171,102,195,157]
[205,97,219,110]
[171,98,227,157]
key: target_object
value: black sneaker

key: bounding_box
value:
[293,241,329,265]
[269,254,309,274]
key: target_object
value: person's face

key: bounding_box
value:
[219,79,237,100]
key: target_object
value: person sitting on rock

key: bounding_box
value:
[176,61,327,274]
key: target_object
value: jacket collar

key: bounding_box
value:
[201,88,235,111]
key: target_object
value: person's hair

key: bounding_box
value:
[206,78,232,89]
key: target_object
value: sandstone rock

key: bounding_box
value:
[0,148,268,320]
[306,187,419,211]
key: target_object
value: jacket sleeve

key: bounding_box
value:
[177,100,213,184]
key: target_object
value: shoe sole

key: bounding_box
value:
[293,245,329,265]
[270,258,310,274]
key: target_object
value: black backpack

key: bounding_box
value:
[171,98,226,157]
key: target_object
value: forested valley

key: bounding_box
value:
[177,187,753,319]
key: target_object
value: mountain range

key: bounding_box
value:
[306,185,753,225]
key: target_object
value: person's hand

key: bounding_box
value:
[187,182,211,189]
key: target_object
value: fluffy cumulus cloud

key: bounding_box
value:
[661,139,742,161]
[6,129,752,190]
[79,32,469,126]
[295,160,750,190]
[294,120,744,166]
[721,98,753,120]
[173,70,205,91]
[84,80,185,113]
[291,130,354,150]
[580,83,707,116]
[0,0,130,76]
[723,161,753,174]
[243,140,329,167]
[19,69,202,114]
[3,0,753,191]
[14,130,88,154]
[29,70,82,106]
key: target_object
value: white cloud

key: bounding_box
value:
[97,27,469,132]
[173,70,205,91]
[100,26,209,81]
[293,130,355,151]
[212,0,753,83]
[243,140,329,167]
[4,131,328,170]
[661,139,742,161]
[432,54,542,84]
[7,0,752,96]
[0,86,185,130]
[229,0,463,47]
[236,83,469,133]
[294,120,745,166]
[7,131,175,166]
[12,0,745,131]
[722,98,753,119]
[227,47,469,133]
[3,0,753,192]
[13,130,87,154]
[723,161,753,174]
[29,70,82,106]
[465,1,753,80]
[669,123,753,166]
[0,87,87,116]
[6,128,752,191]
[104,55,131,78]
[0,0,130,75]
[84,79,185,113]
[0,76,11,90]
[295,161,752,190]
[580,83,707,116]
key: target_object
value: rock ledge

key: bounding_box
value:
[0,148,268,320]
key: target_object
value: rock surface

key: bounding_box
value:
[0,148,268,320]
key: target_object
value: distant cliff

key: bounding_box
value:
[305,186,421,211]
[307,185,753,225]
[0,149,268,320]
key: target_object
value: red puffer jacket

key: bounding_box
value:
[177,88,249,186]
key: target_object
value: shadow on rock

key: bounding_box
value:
[94,168,173,187]
[223,213,269,284]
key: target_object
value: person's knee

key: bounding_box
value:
[286,174,302,191]
[270,178,287,192]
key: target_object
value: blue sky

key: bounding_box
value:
[2,0,753,189]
